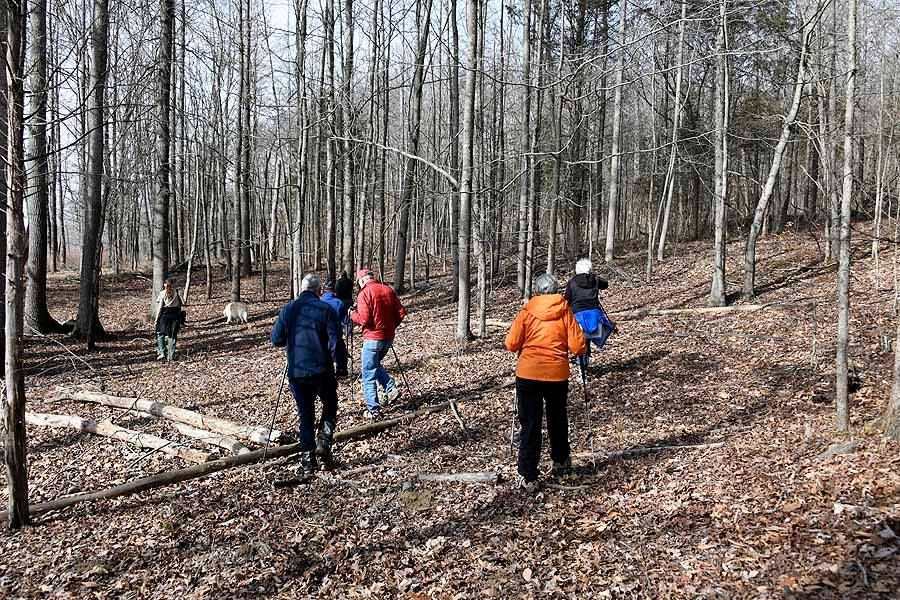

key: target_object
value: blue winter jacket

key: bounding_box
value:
[271,291,340,378]
[321,291,350,325]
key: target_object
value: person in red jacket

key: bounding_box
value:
[349,269,407,419]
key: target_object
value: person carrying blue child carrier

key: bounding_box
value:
[563,258,615,374]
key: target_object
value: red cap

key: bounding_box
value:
[356,269,373,280]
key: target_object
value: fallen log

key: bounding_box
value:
[26,412,214,464]
[50,389,280,445]
[5,382,515,521]
[416,471,498,484]
[172,423,250,455]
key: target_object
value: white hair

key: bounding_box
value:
[300,273,321,293]
[575,258,592,275]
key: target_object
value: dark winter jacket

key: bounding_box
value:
[350,280,406,341]
[335,273,354,307]
[271,291,340,378]
[321,291,350,325]
[563,274,609,314]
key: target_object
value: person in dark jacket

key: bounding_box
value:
[321,280,350,376]
[349,269,406,420]
[563,258,614,373]
[335,271,354,309]
[271,273,341,472]
[154,277,184,362]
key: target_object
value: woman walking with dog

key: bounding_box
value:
[154,277,185,361]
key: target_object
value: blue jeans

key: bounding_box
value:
[361,339,396,410]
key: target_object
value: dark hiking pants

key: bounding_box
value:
[516,377,570,482]
[289,372,339,451]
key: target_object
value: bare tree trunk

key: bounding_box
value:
[827,1,840,261]
[872,35,888,287]
[604,0,626,263]
[655,0,687,263]
[340,0,355,278]
[153,0,175,312]
[239,0,252,277]
[546,5,564,276]
[3,0,30,529]
[183,150,202,304]
[742,14,815,299]
[324,0,337,281]
[24,0,60,334]
[393,0,434,293]
[709,0,729,307]
[292,0,308,294]
[0,6,7,339]
[456,0,479,346]
[75,0,109,346]
[449,0,460,300]
[376,2,391,278]
[231,0,245,301]
[884,312,900,438]
[835,0,857,432]
[516,0,532,296]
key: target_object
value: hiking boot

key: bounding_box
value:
[316,422,335,470]
[382,387,401,406]
[551,457,572,477]
[156,353,165,361]
[364,407,382,421]
[297,451,317,475]
[516,475,540,494]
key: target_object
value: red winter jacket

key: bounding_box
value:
[350,280,407,341]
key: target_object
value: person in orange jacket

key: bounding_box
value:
[505,272,586,492]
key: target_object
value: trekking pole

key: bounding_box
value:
[347,323,356,401]
[579,360,597,469]
[509,385,517,457]
[263,364,288,462]
[390,344,413,397]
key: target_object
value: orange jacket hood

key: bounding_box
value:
[523,294,570,322]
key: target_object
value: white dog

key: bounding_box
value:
[223,302,249,324]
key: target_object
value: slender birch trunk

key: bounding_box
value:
[604,0,626,263]
[742,13,816,299]
[835,0,857,432]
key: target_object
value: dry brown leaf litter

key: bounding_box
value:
[1,228,899,598]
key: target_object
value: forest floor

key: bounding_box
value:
[2,226,900,599]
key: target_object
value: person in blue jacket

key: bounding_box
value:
[320,279,350,377]
[271,273,341,473]
[563,258,615,375]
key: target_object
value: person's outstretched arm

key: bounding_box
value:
[350,289,371,328]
